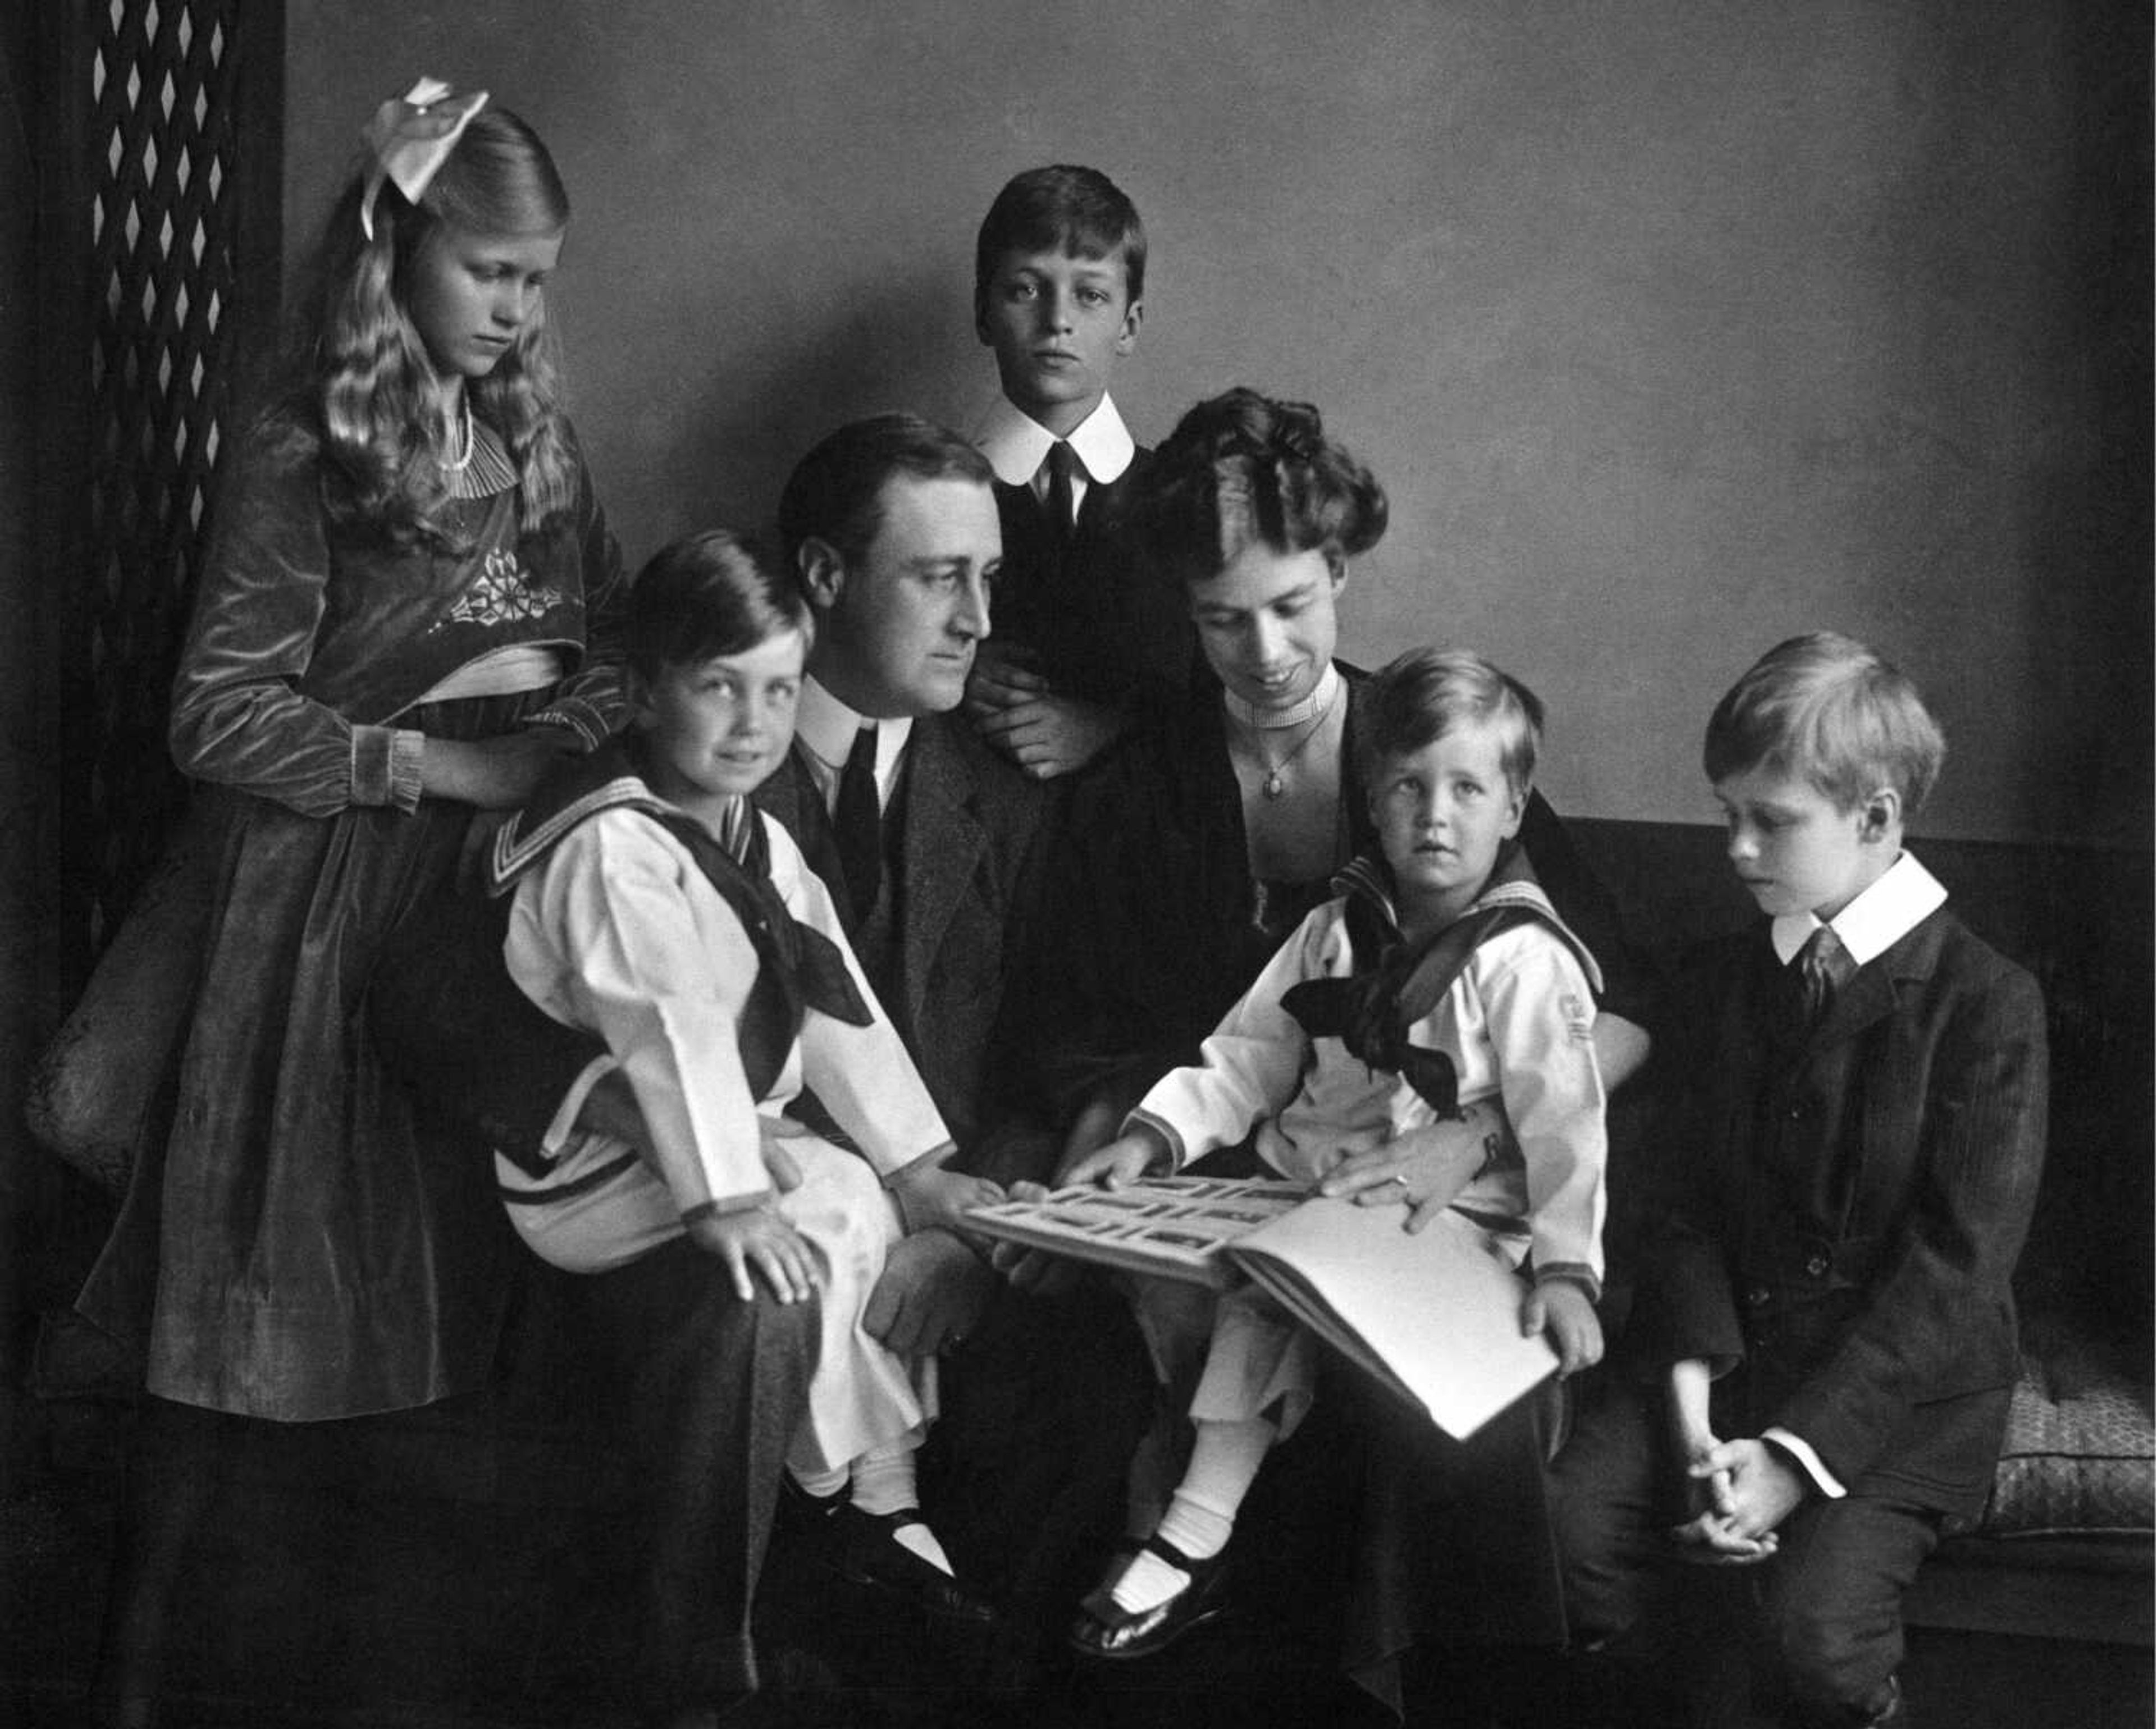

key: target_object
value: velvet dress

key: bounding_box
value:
[77,404,627,1422]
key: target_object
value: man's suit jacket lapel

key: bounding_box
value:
[893,717,987,1032]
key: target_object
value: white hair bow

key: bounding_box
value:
[359,77,490,241]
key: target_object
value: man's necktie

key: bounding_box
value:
[834,723,881,925]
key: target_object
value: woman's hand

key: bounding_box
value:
[421,728,582,809]
[1316,1106,1497,1232]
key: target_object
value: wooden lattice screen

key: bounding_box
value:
[36,0,283,971]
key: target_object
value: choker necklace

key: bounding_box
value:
[1223,663,1342,731]
[439,397,475,475]
[1232,674,1342,800]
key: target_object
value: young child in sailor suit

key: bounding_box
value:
[1061,646,1609,1658]
[487,530,1001,1618]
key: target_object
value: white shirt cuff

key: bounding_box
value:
[1764,1426,1847,1498]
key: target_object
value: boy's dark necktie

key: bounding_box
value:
[1797,925,1849,1027]
[1040,440,1078,562]
[834,722,882,926]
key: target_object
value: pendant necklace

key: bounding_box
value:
[1230,670,1343,800]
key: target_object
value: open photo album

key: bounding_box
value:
[965,1176,1560,1439]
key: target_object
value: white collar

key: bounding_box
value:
[1223,662,1345,731]
[977,395,1135,488]
[1770,851,1947,968]
[793,676,913,786]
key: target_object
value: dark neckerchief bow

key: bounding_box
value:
[1280,842,1598,1119]
[486,736,872,1100]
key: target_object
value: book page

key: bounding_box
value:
[965,1176,1309,1287]
[1230,1200,1558,1439]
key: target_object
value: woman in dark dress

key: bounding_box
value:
[1030,386,1653,1716]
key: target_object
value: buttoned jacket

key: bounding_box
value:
[1636,907,2048,1512]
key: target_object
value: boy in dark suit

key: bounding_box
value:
[1551,633,2048,1728]
[966,164,1194,779]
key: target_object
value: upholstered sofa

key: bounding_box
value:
[1570,817,2154,1656]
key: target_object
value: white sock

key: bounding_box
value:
[1108,1415,1273,1617]
[790,1462,846,1500]
[849,1440,955,1578]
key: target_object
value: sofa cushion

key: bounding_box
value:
[1981,1354,2155,1538]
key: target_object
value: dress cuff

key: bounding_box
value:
[1121,1108,1187,1172]
[1534,1263,1603,1304]
[350,724,427,811]
[523,697,610,753]
[541,1054,620,1158]
[1763,1427,1847,1499]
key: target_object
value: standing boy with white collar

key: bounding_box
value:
[967,164,1195,779]
[1552,633,2049,1729]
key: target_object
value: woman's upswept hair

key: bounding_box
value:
[1134,387,1388,588]
[627,529,812,684]
[1703,632,1946,815]
[284,102,574,543]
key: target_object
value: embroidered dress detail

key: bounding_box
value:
[437,546,568,632]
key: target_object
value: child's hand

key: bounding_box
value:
[1061,1127,1171,1191]
[990,1180,1086,1295]
[685,1206,821,1305]
[889,1159,1005,1236]
[1522,1277,1604,1376]
[1690,1437,1809,1544]
[964,643,1050,717]
[1666,1507,1780,1566]
[974,690,1126,779]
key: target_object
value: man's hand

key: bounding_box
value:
[686,1207,821,1305]
[888,1160,1004,1236]
[864,1230,997,1357]
[1061,1126,1170,1191]
[1522,1277,1604,1376]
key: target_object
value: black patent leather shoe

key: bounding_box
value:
[1068,1533,1234,1661]
[783,1484,997,1625]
